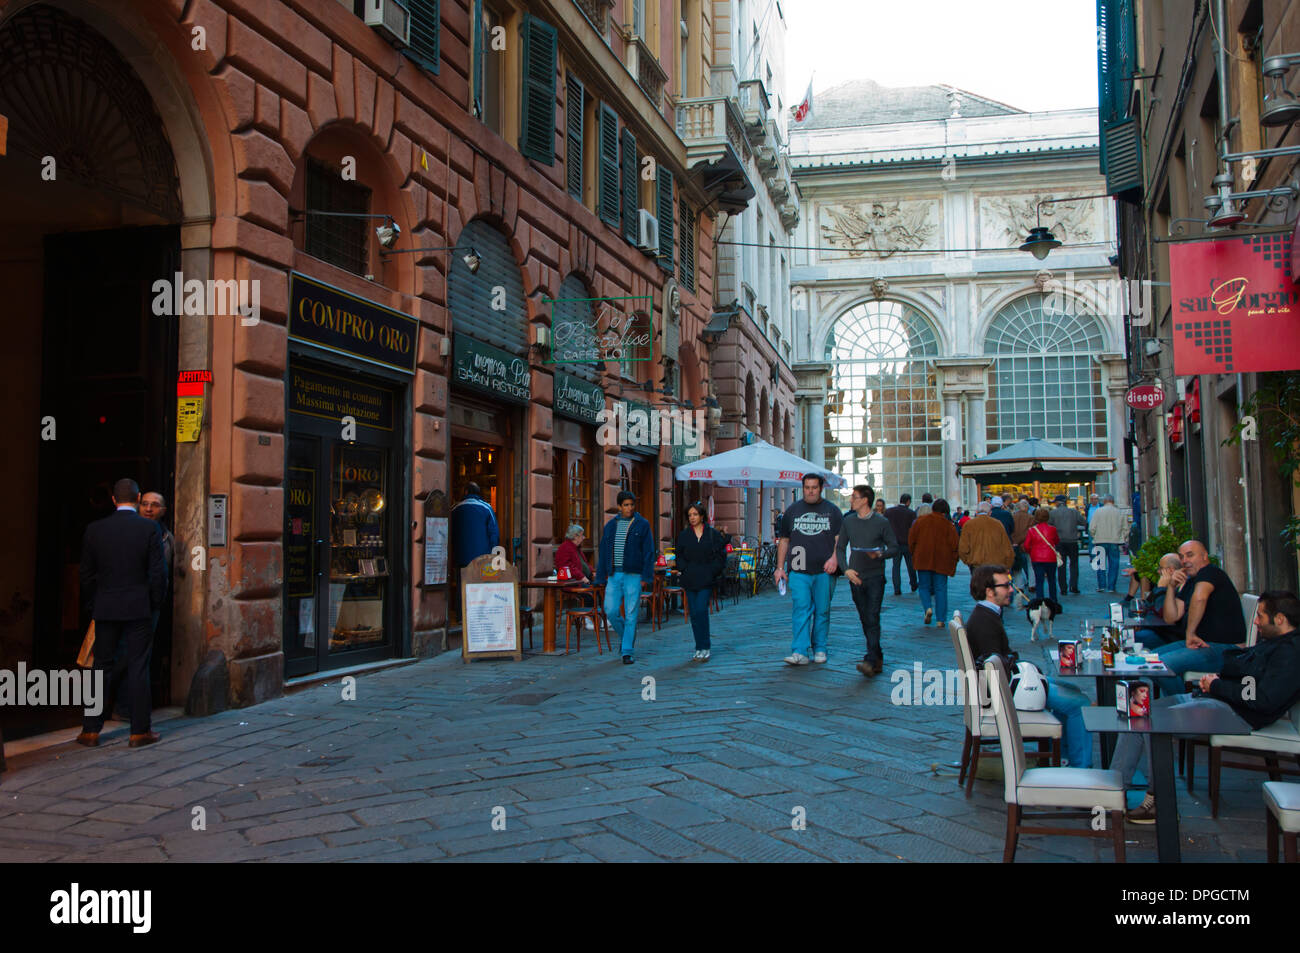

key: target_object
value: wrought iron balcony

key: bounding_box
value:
[573,0,615,34]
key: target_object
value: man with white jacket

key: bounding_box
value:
[1088,494,1127,593]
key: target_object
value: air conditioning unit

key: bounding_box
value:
[637,209,660,255]
[363,0,410,48]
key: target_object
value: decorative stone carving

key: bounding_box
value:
[870,278,889,300]
[818,200,938,259]
[979,194,1099,249]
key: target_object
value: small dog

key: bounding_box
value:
[1023,596,1063,642]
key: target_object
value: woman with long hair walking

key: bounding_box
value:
[674,502,728,660]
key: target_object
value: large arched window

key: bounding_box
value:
[822,300,941,500]
[983,292,1110,491]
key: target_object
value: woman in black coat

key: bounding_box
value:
[674,502,727,661]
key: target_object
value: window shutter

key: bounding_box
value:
[1103,116,1142,195]
[621,127,638,243]
[566,74,584,198]
[656,166,674,271]
[472,0,484,119]
[679,200,695,292]
[598,104,620,226]
[519,14,558,164]
[406,0,440,74]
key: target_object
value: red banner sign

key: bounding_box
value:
[1169,234,1300,375]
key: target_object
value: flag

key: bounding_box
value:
[792,79,813,124]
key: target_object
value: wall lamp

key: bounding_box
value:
[1202,175,1298,228]
[1018,193,1112,260]
[296,209,401,248]
[529,324,550,356]
[1260,55,1300,126]
[379,245,481,274]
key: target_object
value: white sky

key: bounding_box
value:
[782,0,1099,113]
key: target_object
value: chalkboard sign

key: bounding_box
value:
[460,553,522,662]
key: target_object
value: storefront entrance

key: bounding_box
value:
[284,359,404,677]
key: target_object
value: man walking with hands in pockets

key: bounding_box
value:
[773,473,842,666]
[837,484,898,677]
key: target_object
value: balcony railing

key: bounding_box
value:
[625,34,668,110]
[737,79,769,145]
[676,95,750,165]
[573,0,615,34]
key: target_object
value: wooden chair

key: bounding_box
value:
[947,612,1062,798]
[521,605,536,650]
[1265,781,1300,862]
[562,587,608,655]
[638,574,662,631]
[984,657,1128,862]
[660,571,685,620]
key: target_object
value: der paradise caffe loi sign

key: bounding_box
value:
[1169,234,1300,375]
[289,272,418,374]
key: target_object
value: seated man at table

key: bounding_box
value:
[965,565,1094,768]
[1112,590,1300,824]
[1132,553,1184,647]
[1153,540,1247,695]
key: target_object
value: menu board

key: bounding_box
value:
[464,583,518,653]
[424,516,448,585]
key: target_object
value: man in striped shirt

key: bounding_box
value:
[596,491,656,663]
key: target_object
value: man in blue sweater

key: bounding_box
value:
[595,491,656,664]
[450,483,499,569]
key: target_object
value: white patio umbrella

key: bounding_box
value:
[674,440,844,543]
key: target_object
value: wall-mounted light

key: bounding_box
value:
[1261,55,1300,126]
[380,243,482,275]
[439,336,451,357]
[462,250,482,274]
[296,209,401,248]
[1018,194,1112,260]
[1202,175,1297,228]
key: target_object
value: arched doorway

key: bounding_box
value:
[0,2,211,738]
[822,299,942,508]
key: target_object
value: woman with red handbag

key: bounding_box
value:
[1025,508,1062,602]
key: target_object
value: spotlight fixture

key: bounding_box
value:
[375,218,401,248]
[380,243,483,274]
[1261,55,1300,126]
[462,249,481,274]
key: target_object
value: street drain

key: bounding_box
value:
[499,693,555,705]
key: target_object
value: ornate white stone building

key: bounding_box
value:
[789,80,1127,509]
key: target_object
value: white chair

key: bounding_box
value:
[1203,706,1300,817]
[983,657,1128,862]
[948,613,1062,799]
[1264,781,1300,862]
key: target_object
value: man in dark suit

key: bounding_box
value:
[77,478,166,749]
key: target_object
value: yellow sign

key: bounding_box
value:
[177,396,204,442]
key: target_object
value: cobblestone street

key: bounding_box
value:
[0,567,1269,862]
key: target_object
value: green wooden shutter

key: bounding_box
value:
[1103,116,1142,195]
[406,0,440,74]
[598,104,620,226]
[621,127,638,243]
[519,14,558,164]
[656,166,674,271]
[566,74,584,198]
[1096,0,1140,198]
[679,200,695,293]
[472,0,484,119]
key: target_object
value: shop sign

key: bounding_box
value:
[670,425,704,466]
[618,398,659,449]
[545,295,654,364]
[1169,235,1300,375]
[286,466,315,597]
[289,364,394,432]
[554,372,605,425]
[289,272,418,374]
[453,335,530,405]
[1124,383,1164,410]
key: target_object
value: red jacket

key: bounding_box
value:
[555,538,590,580]
[1024,523,1060,563]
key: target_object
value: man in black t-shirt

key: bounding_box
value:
[774,474,842,666]
[1153,539,1247,694]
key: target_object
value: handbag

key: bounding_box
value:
[1031,526,1064,567]
[76,620,96,669]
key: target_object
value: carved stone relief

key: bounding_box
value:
[978,193,1101,249]
[818,199,939,259]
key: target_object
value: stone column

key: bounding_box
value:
[942,394,962,504]
[793,361,832,471]
[933,357,992,505]
[1099,354,1131,508]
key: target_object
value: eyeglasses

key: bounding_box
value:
[992,582,1014,589]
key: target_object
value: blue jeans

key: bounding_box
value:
[788,572,832,656]
[603,573,645,655]
[684,588,712,650]
[1046,678,1092,768]
[1153,640,1231,695]
[1094,542,1120,591]
[1110,694,1233,791]
[1032,561,1059,602]
[916,570,948,623]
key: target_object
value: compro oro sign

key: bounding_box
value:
[289,272,418,374]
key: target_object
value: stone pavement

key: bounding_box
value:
[0,563,1270,862]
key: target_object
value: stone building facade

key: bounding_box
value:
[0,0,750,731]
[790,80,1127,512]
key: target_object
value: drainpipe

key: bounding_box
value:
[1215,0,1257,589]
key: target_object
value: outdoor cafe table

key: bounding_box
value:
[1082,705,1253,862]
[520,579,582,654]
[1042,647,1173,769]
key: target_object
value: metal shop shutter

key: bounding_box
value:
[449,218,528,356]
[553,273,601,383]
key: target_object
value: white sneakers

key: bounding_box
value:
[784,653,810,665]
[813,651,828,664]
